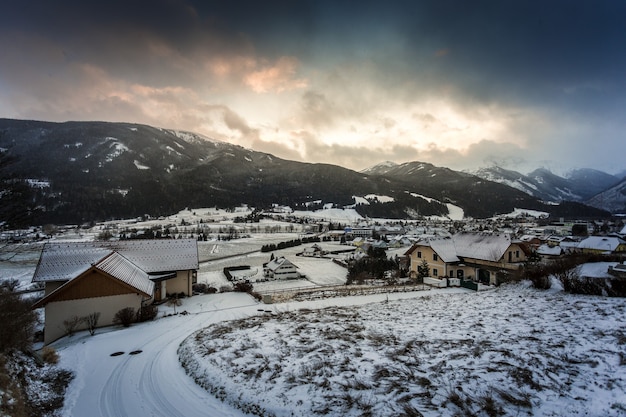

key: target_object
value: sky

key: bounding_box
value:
[1,1,625,175]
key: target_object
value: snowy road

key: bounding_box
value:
[58,294,264,417]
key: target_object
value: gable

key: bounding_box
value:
[33,268,150,308]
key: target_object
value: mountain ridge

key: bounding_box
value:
[0,118,612,227]
[467,165,621,211]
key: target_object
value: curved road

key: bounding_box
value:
[58,290,411,417]
[59,294,263,417]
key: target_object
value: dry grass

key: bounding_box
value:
[179,284,626,416]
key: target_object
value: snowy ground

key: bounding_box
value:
[44,282,626,417]
[179,283,626,417]
[2,207,624,416]
[197,239,351,292]
[3,237,626,416]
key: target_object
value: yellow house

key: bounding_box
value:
[32,239,198,344]
[577,236,626,255]
[405,232,529,285]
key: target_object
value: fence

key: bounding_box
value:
[260,282,430,303]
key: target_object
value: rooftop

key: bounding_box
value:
[32,239,199,283]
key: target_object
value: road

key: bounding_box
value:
[58,293,262,417]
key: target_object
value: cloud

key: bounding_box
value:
[1,0,626,176]
[243,56,308,93]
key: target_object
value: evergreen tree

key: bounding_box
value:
[417,259,429,282]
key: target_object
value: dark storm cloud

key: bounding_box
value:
[4,0,625,101]
[1,1,625,173]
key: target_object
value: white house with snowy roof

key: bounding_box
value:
[32,239,198,344]
[263,256,300,280]
[405,232,530,286]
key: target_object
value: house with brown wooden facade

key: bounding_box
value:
[404,232,530,286]
[32,239,198,344]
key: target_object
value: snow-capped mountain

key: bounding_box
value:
[471,166,621,208]
[0,119,611,226]
[586,177,626,214]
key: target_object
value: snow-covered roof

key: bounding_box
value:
[451,232,514,262]
[33,239,198,283]
[408,232,517,263]
[95,252,155,296]
[265,257,297,271]
[537,244,563,256]
[427,238,460,263]
[577,236,625,251]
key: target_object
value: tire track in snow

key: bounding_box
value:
[96,305,260,417]
[99,354,132,417]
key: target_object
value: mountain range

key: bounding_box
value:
[0,118,617,228]
[468,165,625,212]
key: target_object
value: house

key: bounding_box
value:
[577,236,626,254]
[263,256,300,280]
[405,232,529,285]
[301,244,325,257]
[608,263,626,278]
[387,236,414,249]
[32,239,199,344]
[350,228,373,238]
[518,235,543,250]
[536,243,563,259]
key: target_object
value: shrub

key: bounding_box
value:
[0,279,20,292]
[62,316,82,337]
[233,281,254,293]
[83,312,100,336]
[113,307,136,327]
[167,296,182,314]
[137,305,159,322]
[192,283,208,293]
[40,346,59,364]
[0,286,38,352]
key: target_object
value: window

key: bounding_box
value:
[516,250,520,258]
[433,269,438,277]
[433,253,438,261]
[417,251,422,258]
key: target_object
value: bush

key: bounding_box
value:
[233,281,254,293]
[83,312,100,336]
[62,316,82,337]
[40,346,59,364]
[0,286,38,352]
[192,283,208,293]
[137,305,159,322]
[113,307,136,327]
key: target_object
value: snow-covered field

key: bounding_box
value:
[179,283,626,417]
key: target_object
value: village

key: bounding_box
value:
[2,205,626,416]
[2,206,624,345]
